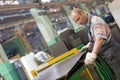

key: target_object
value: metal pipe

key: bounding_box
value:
[0,18,34,30]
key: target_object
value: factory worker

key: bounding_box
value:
[71,8,120,80]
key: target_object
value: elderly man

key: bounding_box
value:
[71,8,120,80]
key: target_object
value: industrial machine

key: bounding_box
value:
[33,49,115,80]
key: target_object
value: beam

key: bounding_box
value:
[0,18,34,30]
[0,3,40,12]
[0,0,96,12]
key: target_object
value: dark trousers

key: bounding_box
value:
[99,36,120,80]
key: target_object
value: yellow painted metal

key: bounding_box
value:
[31,70,37,78]
[31,48,79,78]
[80,68,94,80]
[48,48,78,65]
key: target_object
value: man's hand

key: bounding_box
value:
[80,43,90,52]
[84,52,97,67]
[80,46,88,52]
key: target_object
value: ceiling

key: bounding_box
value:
[0,0,97,23]
[0,0,110,29]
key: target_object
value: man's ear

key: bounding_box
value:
[73,7,76,10]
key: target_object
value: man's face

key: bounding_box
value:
[71,12,88,25]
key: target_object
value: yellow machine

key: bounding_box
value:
[31,48,79,77]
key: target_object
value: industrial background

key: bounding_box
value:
[0,0,120,80]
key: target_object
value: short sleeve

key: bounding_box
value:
[91,16,107,40]
[93,24,107,39]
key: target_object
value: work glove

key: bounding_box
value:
[84,52,97,67]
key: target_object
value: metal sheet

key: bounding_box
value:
[34,52,83,80]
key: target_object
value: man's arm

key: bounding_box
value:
[92,24,107,55]
[92,37,103,55]
[84,24,106,66]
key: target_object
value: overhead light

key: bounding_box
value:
[41,0,52,3]
[0,17,4,20]
[55,19,58,22]
[0,1,19,5]
[48,8,61,13]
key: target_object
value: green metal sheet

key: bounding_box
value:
[0,61,19,80]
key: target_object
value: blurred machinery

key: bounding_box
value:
[0,26,32,59]
[0,0,119,80]
[14,28,32,53]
